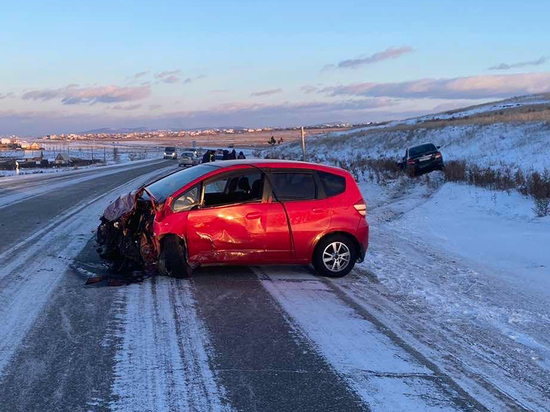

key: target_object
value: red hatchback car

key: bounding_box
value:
[98,160,369,278]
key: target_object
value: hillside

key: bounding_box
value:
[266,94,550,173]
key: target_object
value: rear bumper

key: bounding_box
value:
[413,158,443,173]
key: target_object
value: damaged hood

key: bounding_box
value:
[102,192,137,222]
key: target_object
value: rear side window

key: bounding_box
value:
[318,171,346,197]
[271,172,317,201]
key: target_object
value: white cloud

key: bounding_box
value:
[321,72,550,100]
[489,56,549,70]
[251,88,283,97]
[324,46,413,70]
[22,84,151,105]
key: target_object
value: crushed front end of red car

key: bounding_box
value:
[94,189,159,284]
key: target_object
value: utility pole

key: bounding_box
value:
[103,145,106,164]
[301,127,306,161]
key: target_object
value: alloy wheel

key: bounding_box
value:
[322,241,351,273]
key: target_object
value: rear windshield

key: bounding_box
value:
[409,143,437,157]
[145,163,217,201]
[164,147,176,152]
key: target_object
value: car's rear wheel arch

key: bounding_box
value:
[312,231,361,262]
[311,231,359,277]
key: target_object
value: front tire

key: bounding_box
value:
[313,235,357,278]
[158,236,191,278]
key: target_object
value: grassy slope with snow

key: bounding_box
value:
[266,94,550,173]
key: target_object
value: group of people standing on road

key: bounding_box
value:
[201,149,246,163]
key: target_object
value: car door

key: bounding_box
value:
[269,170,332,262]
[186,170,268,264]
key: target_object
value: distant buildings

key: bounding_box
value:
[4,124,353,145]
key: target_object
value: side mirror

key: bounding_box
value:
[437,146,441,149]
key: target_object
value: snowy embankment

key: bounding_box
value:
[262,101,550,408]
[267,121,550,173]
[355,175,550,410]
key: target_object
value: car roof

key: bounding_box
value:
[205,159,349,175]
[409,142,436,149]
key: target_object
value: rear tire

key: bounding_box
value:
[158,236,191,278]
[313,235,357,278]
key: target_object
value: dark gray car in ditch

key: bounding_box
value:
[398,143,444,177]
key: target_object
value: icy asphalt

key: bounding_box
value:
[0,160,544,412]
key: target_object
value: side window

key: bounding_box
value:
[271,172,317,201]
[318,171,346,197]
[203,172,263,207]
[172,185,200,212]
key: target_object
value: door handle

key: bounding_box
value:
[311,208,325,214]
[246,212,261,219]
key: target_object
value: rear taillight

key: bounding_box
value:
[435,152,442,158]
[407,159,415,165]
[354,200,367,217]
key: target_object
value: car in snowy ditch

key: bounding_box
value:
[96,159,369,279]
[398,143,444,177]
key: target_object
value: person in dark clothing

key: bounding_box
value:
[222,149,229,160]
[237,151,246,159]
[202,151,210,163]
[230,149,237,159]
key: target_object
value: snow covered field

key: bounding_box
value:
[350,175,550,410]
[268,121,550,174]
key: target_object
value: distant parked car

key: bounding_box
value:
[182,147,199,157]
[178,151,199,167]
[398,143,444,177]
[163,147,177,160]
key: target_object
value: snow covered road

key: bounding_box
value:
[0,163,547,411]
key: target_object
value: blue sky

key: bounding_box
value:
[2,0,550,135]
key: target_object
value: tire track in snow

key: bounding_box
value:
[255,266,487,412]
[110,278,232,412]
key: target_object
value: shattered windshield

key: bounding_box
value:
[145,163,217,202]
